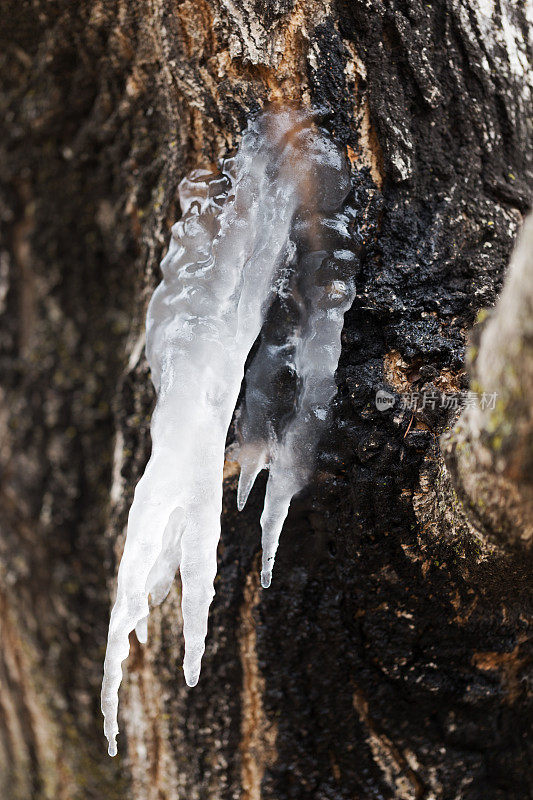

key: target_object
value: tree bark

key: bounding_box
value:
[0,1,531,799]
[442,214,533,549]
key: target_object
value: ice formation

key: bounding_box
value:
[102,105,359,756]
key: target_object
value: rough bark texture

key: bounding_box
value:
[0,1,531,799]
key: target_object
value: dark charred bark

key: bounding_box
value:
[0,1,531,799]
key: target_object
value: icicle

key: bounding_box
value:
[101,105,358,755]
[236,205,359,587]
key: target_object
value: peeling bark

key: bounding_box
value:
[0,0,531,798]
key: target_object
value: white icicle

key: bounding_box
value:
[102,105,358,755]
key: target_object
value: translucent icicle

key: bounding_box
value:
[101,105,357,755]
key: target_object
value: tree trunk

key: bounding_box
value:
[442,214,533,549]
[0,1,531,799]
